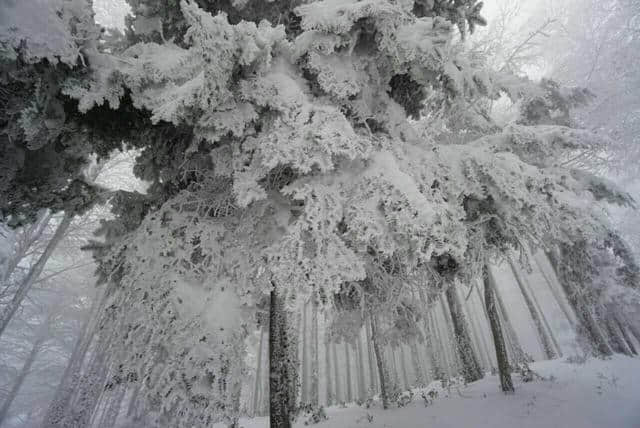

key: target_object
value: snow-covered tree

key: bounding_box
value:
[2,0,638,427]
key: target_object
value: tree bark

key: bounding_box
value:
[300,301,308,406]
[546,250,613,356]
[613,314,637,355]
[269,284,293,428]
[484,265,514,393]
[508,257,558,360]
[253,326,265,416]
[370,315,390,409]
[366,319,379,394]
[42,284,110,428]
[399,345,410,391]
[445,285,483,383]
[0,325,46,424]
[332,341,341,403]
[0,212,73,339]
[344,342,352,402]
[310,296,319,406]
[324,313,333,406]
[409,340,425,387]
[355,332,367,401]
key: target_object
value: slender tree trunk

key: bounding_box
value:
[521,262,563,357]
[445,285,483,383]
[344,342,352,403]
[1,211,51,287]
[269,284,293,428]
[389,345,400,390]
[604,311,634,356]
[409,340,425,387]
[488,279,527,364]
[310,296,319,407]
[508,257,557,359]
[462,293,490,370]
[98,384,126,428]
[425,311,444,380]
[0,328,46,424]
[484,265,514,393]
[437,297,458,376]
[253,326,265,416]
[332,341,341,403]
[613,314,637,355]
[0,212,73,339]
[370,316,390,409]
[300,301,308,406]
[399,345,410,391]
[545,250,613,356]
[324,314,333,406]
[533,253,577,327]
[366,319,379,394]
[43,285,110,428]
[355,332,366,401]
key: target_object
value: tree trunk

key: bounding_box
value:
[98,384,126,428]
[370,316,390,409]
[253,326,265,416]
[1,211,51,287]
[546,250,613,356]
[0,212,73,339]
[604,311,634,356]
[488,279,527,364]
[366,319,379,394]
[484,265,514,393]
[355,332,366,401]
[310,296,319,406]
[533,253,577,327]
[445,285,483,383]
[409,340,425,387]
[332,341,341,403]
[399,345,409,391]
[344,342,352,403]
[613,314,637,355]
[324,314,333,406]
[508,257,558,359]
[425,311,445,380]
[300,301,308,406]
[43,284,110,428]
[269,284,293,428]
[0,327,46,424]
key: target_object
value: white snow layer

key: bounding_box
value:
[229,355,640,428]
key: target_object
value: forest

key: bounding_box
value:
[0,0,639,427]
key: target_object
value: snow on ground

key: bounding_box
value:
[238,355,640,428]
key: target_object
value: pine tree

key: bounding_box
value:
[3,0,638,426]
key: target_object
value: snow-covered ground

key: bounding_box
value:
[237,355,640,428]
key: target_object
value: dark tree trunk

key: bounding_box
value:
[445,285,483,383]
[546,250,613,356]
[370,316,390,409]
[324,313,333,406]
[310,296,319,406]
[366,319,378,394]
[484,265,514,393]
[269,284,293,428]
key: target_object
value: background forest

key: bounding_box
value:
[1,0,639,427]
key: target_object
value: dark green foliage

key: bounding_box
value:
[518,78,594,127]
[388,74,427,120]
[413,0,486,38]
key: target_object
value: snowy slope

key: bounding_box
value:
[234,355,640,428]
